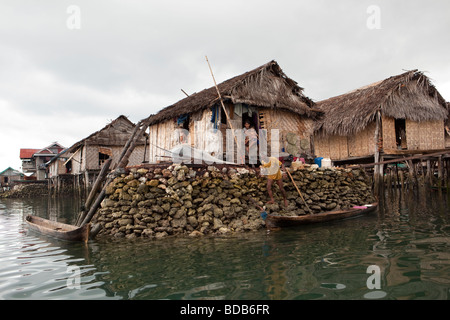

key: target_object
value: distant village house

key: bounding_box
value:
[19,142,65,180]
[60,115,147,189]
[0,167,23,191]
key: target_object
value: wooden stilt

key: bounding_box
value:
[395,163,400,188]
[438,156,443,187]
[399,169,404,190]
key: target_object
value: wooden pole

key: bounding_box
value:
[438,155,443,187]
[205,56,242,163]
[80,120,151,228]
[76,158,111,226]
[373,111,381,195]
[399,169,404,190]
[395,162,400,188]
[116,120,143,169]
[427,160,432,186]
[286,169,313,215]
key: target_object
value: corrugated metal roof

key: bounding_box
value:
[20,149,39,159]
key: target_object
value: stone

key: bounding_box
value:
[91,165,375,240]
[189,230,204,237]
[118,218,133,226]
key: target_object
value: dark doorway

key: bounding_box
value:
[395,119,407,149]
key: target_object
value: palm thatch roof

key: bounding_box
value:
[67,115,145,153]
[447,102,450,126]
[315,70,448,136]
[145,60,320,126]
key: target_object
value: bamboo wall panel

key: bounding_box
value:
[85,145,99,170]
[382,116,396,150]
[348,122,376,158]
[406,120,419,150]
[406,120,444,150]
[266,109,313,155]
[313,135,331,159]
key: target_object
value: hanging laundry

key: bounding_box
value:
[234,103,243,117]
[210,105,219,131]
[177,114,188,125]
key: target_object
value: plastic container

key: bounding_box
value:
[321,158,332,168]
[314,157,323,167]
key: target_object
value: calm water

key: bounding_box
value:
[1,188,449,300]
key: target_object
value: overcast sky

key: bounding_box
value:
[1,0,449,172]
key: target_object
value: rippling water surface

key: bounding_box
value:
[1,188,449,300]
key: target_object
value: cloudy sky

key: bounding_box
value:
[1,0,449,172]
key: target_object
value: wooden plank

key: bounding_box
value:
[359,149,450,167]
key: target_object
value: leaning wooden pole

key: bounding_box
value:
[76,158,111,226]
[206,56,242,163]
[286,169,313,215]
[80,119,151,229]
[116,120,144,169]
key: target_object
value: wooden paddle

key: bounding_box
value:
[285,169,314,215]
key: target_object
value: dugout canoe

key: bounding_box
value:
[25,215,90,242]
[265,202,378,230]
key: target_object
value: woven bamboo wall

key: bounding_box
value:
[314,135,349,160]
[262,109,314,155]
[382,116,397,150]
[406,120,444,150]
[314,122,377,160]
[348,122,376,158]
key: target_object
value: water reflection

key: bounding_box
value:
[0,187,449,300]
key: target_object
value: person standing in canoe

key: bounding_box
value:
[260,156,288,207]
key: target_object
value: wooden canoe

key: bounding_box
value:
[265,202,378,230]
[25,215,90,242]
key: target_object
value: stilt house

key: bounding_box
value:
[446,102,450,148]
[33,142,65,180]
[313,70,448,162]
[20,148,39,178]
[0,167,23,190]
[65,115,147,186]
[146,60,321,164]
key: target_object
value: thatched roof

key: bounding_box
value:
[67,115,145,153]
[315,70,448,136]
[145,60,319,126]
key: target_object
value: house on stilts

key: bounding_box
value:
[313,69,449,186]
[145,60,321,164]
[50,115,148,192]
[446,102,450,148]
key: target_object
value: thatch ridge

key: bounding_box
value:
[315,70,448,136]
[67,115,142,153]
[146,60,319,126]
